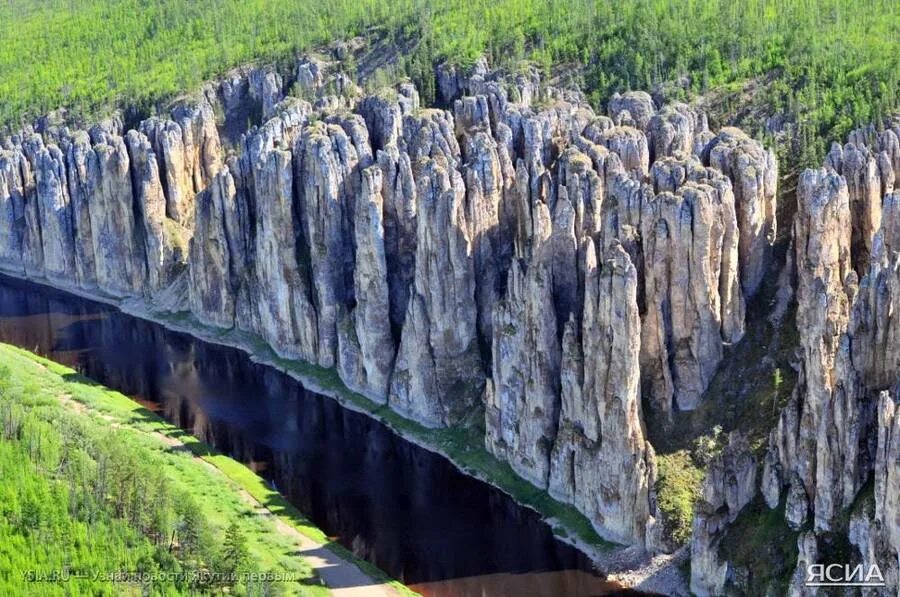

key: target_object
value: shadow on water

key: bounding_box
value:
[0,274,644,596]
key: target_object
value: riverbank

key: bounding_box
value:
[0,268,687,594]
[0,341,411,596]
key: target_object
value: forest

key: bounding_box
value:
[0,0,897,166]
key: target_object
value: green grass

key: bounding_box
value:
[0,342,412,596]
[1,0,897,168]
[654,451,704,546]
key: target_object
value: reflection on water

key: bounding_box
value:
[0,274,638,596]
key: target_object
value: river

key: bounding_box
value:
[0,273,637,596]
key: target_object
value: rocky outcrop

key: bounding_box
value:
[841,389,900,596]
[689,122,899,592]
[825,141,885,274]
[705,128,778,298]
[872,390,900,593]
[0,148,26,272]
[764,164,896,525]
[389,156,482,426]
[548,241,655,545]
[608,91,656,130]
[64,131,98,288]
[786,168,854,522]
[249,68,285,119]
[851,191,900,389]
[87,134,145,296]
[646,103,709,162]
[787,531,820,596]
[749,127,900,594]
[487,212,559,485]
[126,130,188,294]
[141,101,222,226]
[0,54,785,551]
[599,126,649,180]
[247,116,319,362]
[189,168,239,328]
[640,170,744,411]
[26,137,75,283]
[295,119,366,369]
[690,435,757,596]
[345,166,396,398]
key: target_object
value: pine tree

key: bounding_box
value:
[219,520,251,587]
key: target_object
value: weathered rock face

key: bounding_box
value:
[248,118,319,362]
[0,55,784,551]
[741,128,900,595]
[249,68,285,119]
[548,241,655,545]
[389,156,483,426]
[346,166,396,398]
[141,101,222,227]
[777,169,854,518]
[0,149,26,271]
[140,118,193,224]
[608,91,656,130]
[640,173,744,411]
[295,120,364,368]
[705,127,778,298]
[600,126,650,180]
[825,141,885,274]
[787,531,820,596]
[690,435,757,597]
[189,168,238,328]
[851,191,900,389]
[9,140,45,277]
[64,131,98,288]
[27,138,75,283]
[459,125,506,341]
[872,390,900,593]
[838,388,900,596]
[0,104,222,299]
[646,102,709,162]
[487,202,559,485]
[87,135,146,296]
[126,130,187,294]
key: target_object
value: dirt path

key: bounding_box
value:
[56,393,400,597]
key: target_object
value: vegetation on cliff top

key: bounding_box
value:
[2,0,898,165]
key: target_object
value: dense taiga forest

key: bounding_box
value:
[1,0,897,165]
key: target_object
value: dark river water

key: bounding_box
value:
[0,273,636,597]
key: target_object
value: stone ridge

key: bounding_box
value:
[0,58,779,549]
[690,122,900,596]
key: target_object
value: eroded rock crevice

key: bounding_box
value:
[691,122,900,595]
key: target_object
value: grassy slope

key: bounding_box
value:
[0,441,195,596]
[2,0,898,165]
[0,342,412,596]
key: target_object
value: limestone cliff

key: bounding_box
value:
[0,55,783,552]
[692,124,899,595]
